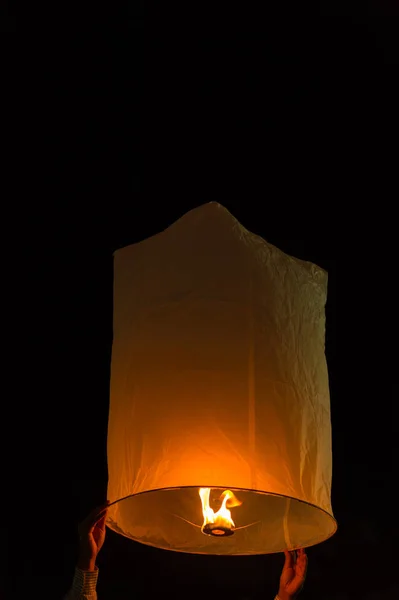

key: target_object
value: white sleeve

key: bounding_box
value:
[64,566,99,600]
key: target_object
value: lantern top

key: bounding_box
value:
[114,202,327,286]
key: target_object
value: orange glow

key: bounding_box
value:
[199,488,242,536]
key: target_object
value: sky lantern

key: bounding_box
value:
[106,202,337,554]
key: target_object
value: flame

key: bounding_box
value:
[199,488,242,535]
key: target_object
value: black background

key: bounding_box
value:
[9,6,399,600]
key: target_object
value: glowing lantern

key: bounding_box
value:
[106,202,337,555]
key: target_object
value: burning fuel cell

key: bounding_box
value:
[199,488,242,537]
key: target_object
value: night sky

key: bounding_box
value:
[11,10,398,600]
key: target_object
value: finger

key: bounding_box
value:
[283,550,294,569]
[296,548,306,563]
[297,553,308,578]
[80,503,109,531]
[93,506,109,525]
[296,548,307,562]
[88,501,110,526]
[96,510,108,531]
[99,507,109,521]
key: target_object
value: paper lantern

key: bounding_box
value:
[106,203,337,555]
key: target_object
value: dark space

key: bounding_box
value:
[9,8,398,600]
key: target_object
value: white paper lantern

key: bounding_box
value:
[106,202,337,555]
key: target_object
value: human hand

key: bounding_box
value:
[278,548,308,600]
[77,501,109,572]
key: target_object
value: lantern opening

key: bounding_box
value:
[199,488,242,537]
